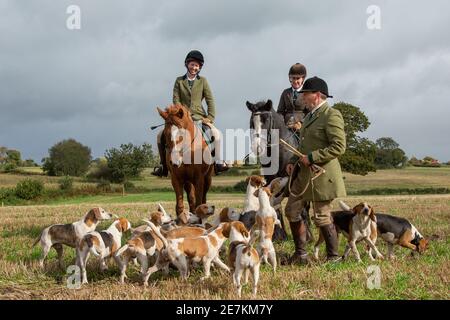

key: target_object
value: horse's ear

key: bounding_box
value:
[246,101,255,112]
[157,107,168,120]
[176,107,184,118]
[264,100,273,110]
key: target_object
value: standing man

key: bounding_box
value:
[277,63,308,130]
[284,76,346,264]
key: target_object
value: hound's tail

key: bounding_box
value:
[157,203,169,217]
[142,219,168,248]
[115,244,129,257]
[32,236,41,248]
[31,230,44,248]
[339,200,351,211]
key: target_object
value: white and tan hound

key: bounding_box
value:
[77,218,131,284]
[252,187,279,272]
[32,207,114,268]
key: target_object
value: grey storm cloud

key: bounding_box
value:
[0,0,449,163]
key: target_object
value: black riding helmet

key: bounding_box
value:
[185,50,204,67]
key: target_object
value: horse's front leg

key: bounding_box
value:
[184,182,196,213]
[194,176,204,208]
[171,176,184,216]
[202,169,212,204]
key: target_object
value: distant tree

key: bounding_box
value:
[86,157,112,181]
[339,137,377,175]
[333,102,376,175]
[375,137,408,169]
[42,139,92,176]
[21,159,38,167]
[0,147,21,171]
[408,156,422,166]
[0,146,7,165]
[6,149,21,166]
[105,143,152,183]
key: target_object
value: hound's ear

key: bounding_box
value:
[246,101,255,112]
[157,107,168,120]
[204,222,213,230]
[268,179,279,193]
[92,208,102,220]
[264,186,272,197]
[369,207,377,222]
[237,222,250,238]
[245,176,251,184]
[150,212,162,226]
[253,189,260,197]
[222,222,231,238]
[264,99,273,110]
[194,204,204,216]
[115,220,123,232]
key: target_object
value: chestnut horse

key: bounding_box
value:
[157,104,214,217]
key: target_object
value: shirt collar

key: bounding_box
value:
[309,100,327,115]
[292,85,303,93]
[185,73,199,81]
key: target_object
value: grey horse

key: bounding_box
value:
[244,100,312,242]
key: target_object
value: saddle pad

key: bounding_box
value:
[194,122,214,150]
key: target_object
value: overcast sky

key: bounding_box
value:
[1,0,449,163]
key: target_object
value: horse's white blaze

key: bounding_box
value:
[252,115,263,155]
[170,125,184,166]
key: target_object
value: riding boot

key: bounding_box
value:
[284,220,311,265]
[300,202,314,243]
[214,162,230,175]
[151,140,168,177]
[320,224,341,262]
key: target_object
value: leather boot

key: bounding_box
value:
[320,224,341,262]
[214,162,230,175]
[284,220,310,265]
[300,202,314,243]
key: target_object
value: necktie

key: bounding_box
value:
[293,91,299,103]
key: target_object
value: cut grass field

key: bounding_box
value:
[134,166,450,192]
[0,194,448,300]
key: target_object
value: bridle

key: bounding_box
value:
[251,110,274,147]
[251,110,300,148]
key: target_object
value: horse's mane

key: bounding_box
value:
[165,104,191,117]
